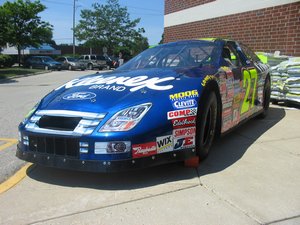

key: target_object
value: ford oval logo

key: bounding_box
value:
[63,92,96,100]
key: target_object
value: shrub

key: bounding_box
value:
[0,54,14,67]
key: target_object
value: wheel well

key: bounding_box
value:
[200,80,222,138]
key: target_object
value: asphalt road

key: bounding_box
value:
[0,71,299,225]
[0,70,98,183]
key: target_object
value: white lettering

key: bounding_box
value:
[57,75,175,92]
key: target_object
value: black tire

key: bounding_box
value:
[258,77,271,119]
[196,91,218,159]
[44,65,49,70]
[68,65,72,70]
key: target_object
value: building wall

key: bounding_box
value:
[165,0,215,14]
[164,0,300,56]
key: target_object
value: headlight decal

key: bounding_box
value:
[99,103,152,132]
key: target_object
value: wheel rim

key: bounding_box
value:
[69,65,72,70]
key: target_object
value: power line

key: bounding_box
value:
[41,0,163,14]
[41,0,73,6]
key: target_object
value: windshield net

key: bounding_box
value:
[118,41,217,70]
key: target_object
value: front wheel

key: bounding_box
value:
[44,65,49,70]
[196,91,218,159]
[68,65,72,70]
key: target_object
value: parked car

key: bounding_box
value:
[25,56,62,71]
[104,56,119,69]
[17,38,271,172]
[56,57,85,71]
[78,55,107,70]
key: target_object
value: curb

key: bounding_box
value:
[0,163,34,195]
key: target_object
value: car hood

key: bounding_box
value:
[39,67,217,114]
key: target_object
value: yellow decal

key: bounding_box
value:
[169,90,199,100]
[201,75,215,87]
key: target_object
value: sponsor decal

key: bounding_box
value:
[172,116,196,129]
[173,127,196,138]
[63,92,96,100]
[169,90,198,101]
[172,99,197,109]
[232,109,240,125]
[167,108,197,120]
[221,114,232,133]
[156,135,173,154]
[201,75,215,87]
[223,101,233,109]
[56,75,175,92]
[174,136,195,150]
[132,142,157,158]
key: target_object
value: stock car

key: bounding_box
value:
[16,38,271,172]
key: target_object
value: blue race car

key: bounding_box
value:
[16,39,271,172]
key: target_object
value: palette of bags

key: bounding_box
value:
[270,58,300,104]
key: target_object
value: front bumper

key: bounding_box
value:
[16,145,196,173]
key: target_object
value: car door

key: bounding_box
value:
[56,57,66,69]
[219,43,244,131]
[234,42,263,119]
[33,58,43,69]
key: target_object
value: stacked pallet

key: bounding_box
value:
[270,58,300,104]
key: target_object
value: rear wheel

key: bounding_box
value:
[196,91,218,159]
[258,77,271,119]
[44,65,49,70]
[68,65,72,70]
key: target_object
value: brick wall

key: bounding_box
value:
[165,0,215,15]
[164,2,300,56]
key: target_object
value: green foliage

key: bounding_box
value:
[0,54,14,68]
[159,33,164,44]
[74,0,148,56]
[0,0,53,64]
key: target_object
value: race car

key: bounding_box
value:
[16,38,271,172]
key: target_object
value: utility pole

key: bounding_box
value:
[72,0,76,57]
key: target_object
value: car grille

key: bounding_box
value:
[25,110,106,136]
[38,115,82,131]
[28,135,79,158]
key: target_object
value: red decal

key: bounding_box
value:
[132,142,157,159]
[167,108,197,120]
[173,127,196,138]
[172,116,196,128]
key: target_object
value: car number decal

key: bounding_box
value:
[241,68,258,114]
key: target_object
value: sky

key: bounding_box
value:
[0,0,164,46]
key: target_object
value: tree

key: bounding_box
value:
[159,33,164,44]
[0,0,53,65]
[74,0,147,56]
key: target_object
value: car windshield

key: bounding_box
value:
[42,57,56,62]
[66,57,78,62]
[117,41,218,70]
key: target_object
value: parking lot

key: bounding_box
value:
[0,70,299,225]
